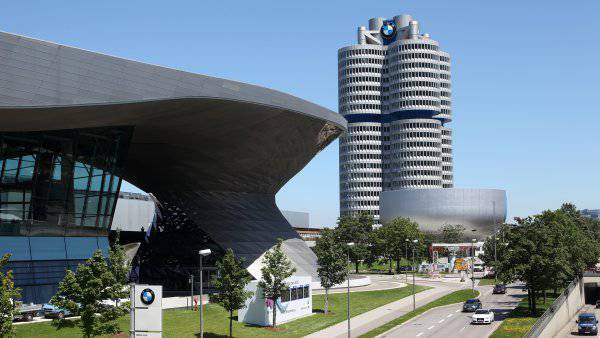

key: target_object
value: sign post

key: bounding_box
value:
[130,284,162,338]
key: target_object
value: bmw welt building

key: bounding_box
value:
[0,32,345,303]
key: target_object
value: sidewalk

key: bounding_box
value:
[303,280,465,338]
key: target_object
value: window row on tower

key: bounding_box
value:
[341,181,381,189]
[440,55,450,62]
[389,99,440,109]
[394,43,439,52]
[339,49,386,58]
[389,71,439,81]
[342,200,379,207]
[339,58,385,67]
[340,153,381,161]
[388,62,439,72]
[339,94,381,104]
[390,141,441,149]
[391,52,439,61]
[387,150,441,159]
[390,122,439,130]
[340,67,384,76]
[340,103,382,113]
[387,169,442,177]
[442,165,453,171]
[388,80,439,90]
[390,131,440,140]
[339,85,381,94]
[341,134,381,142]
[340,144,381,152]
[339,76,381,85]
[441,139,452,145]
[343,190,381,198]
[390,90,439,99]
[341,172,382,180]
[387,180,442,189]
[340,162,381,170]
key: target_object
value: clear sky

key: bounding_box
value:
[3,1,598,227]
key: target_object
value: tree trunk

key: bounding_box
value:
[396,257,400,273]
[325,288,329,314]
[531,288,537,315]
[272,297,277,328]
[355,261,359,274]
[388,258,392,274]
[527,288,532,312]
[229,309,233,337]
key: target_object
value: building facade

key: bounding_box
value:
[338,15,453,224]
[0,32,345,303]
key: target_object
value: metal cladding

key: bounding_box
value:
[380,189,507,238]
[0,31,346,280]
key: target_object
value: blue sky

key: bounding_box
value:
[3,1,598,227]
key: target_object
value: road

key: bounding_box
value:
[555,304,599,337]
[381,284,527,338]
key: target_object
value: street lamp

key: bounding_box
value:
[405,238,409,269]
[346,242,354,338]
[199,248,211,338]
[471,239,476,292]
[493,201,497,283]
[412,239,418,311]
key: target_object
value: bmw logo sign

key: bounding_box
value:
[140,288,155,305]
[380,21,396,39]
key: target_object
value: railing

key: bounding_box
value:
[524,276,580,338]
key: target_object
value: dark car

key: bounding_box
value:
[462,298,482,312]
[577,313,598,335]
[492,284,507,294]
[596,300,600,309]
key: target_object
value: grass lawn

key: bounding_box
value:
[489,291,559,338]
[478,278,499,286]
[359,288,480,338]
[15,284,430,338]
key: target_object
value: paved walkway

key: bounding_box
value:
[313,274,408,295]
[304,278,466,338]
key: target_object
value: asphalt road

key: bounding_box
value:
[381,284,527,338]
[556,304,600,337]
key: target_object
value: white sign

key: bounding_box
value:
[238,276,312,326]
[130,284,162,338]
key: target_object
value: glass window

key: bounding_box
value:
[29,237,66,260]
[65,237,99,259]
[0,237,31,261]
[291,287,298,301]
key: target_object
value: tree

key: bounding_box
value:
[257,239,296,328]
[335,212,374,273]
[51,250,129,337]
[314,229,347,314]
[107,233,129,307]
[210,249,253,337]
[440,224,465,243]
[1,253,20,337]
[378,217,422,273]
[479,224,511,281]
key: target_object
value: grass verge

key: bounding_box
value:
[16,284,430,338]
[477,278,499,286]
[358,288,480,338]
[489,291,559,338]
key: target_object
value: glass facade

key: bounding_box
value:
[0,126,132,304]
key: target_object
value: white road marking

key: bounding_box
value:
[455,309,460,312]
[447,314,453,318]
[428,325,435,330]
[438,319,445,323]
[416,333,424,337]
[459,326,466,332]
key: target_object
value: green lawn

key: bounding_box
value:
[359,288,480,338]
[478,278,499,286]
[15,285,430,338]
[489,291,559,338]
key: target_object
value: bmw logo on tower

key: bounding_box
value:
[140,288,155,305]
[380,21,396,40]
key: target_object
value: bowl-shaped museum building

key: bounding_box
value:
[0,32,345,303]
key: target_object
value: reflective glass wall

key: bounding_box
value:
[0,127,132,236]
[0,126,132,304]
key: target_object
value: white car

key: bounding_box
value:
[471,309,494,324]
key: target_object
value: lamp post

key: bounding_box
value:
[405,238,409,267]
[199,249,212,338]
[189,274,194,311]
[346,242,354,338]
[493,201,497,283]
[471,239,476,292]
[412,239,418,311]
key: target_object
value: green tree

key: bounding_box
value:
[440,224,465,243]
[257,239,296,328]
[51,250,129,337]
[210,249,253,337]
[107,233,129,308]
[378,217,423,273]
[335,212,374,273]
[479,224,511,281]
[0,253,20,337]
[314,228,347,314]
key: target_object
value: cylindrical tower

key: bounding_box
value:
[338,44,385,223]
[339,15,453,224]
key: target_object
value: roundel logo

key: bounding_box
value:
[380,21,396,39]
[140,288,155,305]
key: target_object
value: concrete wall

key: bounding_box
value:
[535,279,585,338]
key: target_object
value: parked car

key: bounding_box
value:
[596,300,600,309]
[471,309,494,324]
[577,313,598,335]
[462,298,482,312]
[14,302,42,322]
[492,284,507,294]
[42,303,73,319]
